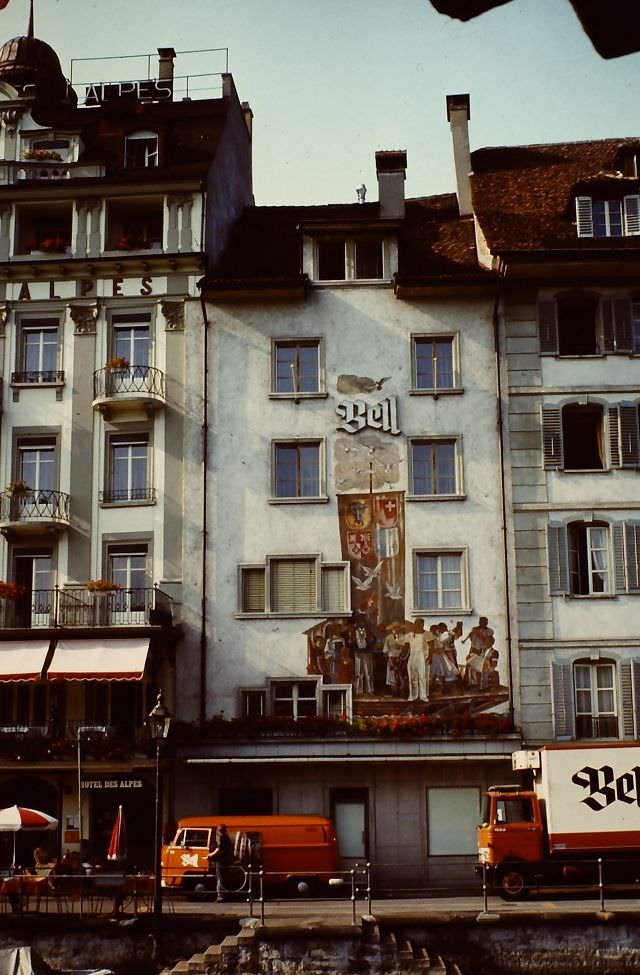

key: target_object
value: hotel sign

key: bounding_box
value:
[84,79,173,106]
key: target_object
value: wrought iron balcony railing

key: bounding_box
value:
[11,370,65,385]
[0,489,70,527]
[93,365,165,403]
[0,585,173,629]
[99,487,156,504]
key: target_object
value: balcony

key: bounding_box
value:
[93,365,165,416]
[0,722,151,762]
[0,489,70,534]
[0,586,173,629]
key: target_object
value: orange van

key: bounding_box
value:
[161,814,342,894]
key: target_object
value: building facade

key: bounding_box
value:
[0,22,252,870]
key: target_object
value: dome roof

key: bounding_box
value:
[0,34,73,103]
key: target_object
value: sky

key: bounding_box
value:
[2,0,639,206]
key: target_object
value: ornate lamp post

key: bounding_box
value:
[148,690,171,959]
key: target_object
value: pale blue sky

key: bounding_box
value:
[3,0,639,205]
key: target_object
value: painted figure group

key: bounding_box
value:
[312,612,499,700]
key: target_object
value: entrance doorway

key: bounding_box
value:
[330,788,368,864]
[88,779,155,870]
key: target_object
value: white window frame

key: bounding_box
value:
[270,337,325,398]
[269,676,321,718]
[408,436,463,499]
[412,548,468,614]
[124,131,159,168]
[311,237,391,283]
[103,431,152,505]
[573,660,618,739]
[568,522,611,596]
[271,439,326,503]
[410,333,461,395]
[238,555,350,617]
[576,195,640,238]
[240,688,267,718]
[322,684,353,720]
[15,315,61,385]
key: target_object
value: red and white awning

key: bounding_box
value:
[0,641,50,682]
[47,638,149,681]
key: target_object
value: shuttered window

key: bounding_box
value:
[601,298,633,353]
[542,406,563,469]
[575,195,640,238]
[574,661,618,739]
[240,559,348,614]
[609,404,640,468]
[624,195,640,236]
[549,520,640,596]
[575,196,594,238]
[551,662,574,738]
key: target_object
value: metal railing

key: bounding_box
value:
[11,370,65,385]
[93,365,165,402]
[0,585,172,628]
[0,489,70,525]
[99,487,156,504]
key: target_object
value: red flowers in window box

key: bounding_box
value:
[0,581,26,600]
[104,356,129,370]
[86,579,123,592]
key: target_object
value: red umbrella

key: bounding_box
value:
[107,805,127,862]
[0,805,58,869]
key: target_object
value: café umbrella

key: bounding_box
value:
[0,805,58,869]
[107,805,127,862]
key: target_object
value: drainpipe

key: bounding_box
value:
[493,264,516,728]
[198,287,210,728]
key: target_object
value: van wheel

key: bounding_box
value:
[497,864,529,901]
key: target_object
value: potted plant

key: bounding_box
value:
[6,480,32,497]
[0,581,26,600]
[23,148,63,162]
[86,579,122,592]
[105,356,129,371]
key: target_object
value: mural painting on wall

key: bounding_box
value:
[305,377,509,718]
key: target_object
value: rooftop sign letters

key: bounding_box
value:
[84,79,173,106]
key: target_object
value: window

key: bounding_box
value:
[316,238,384,281]
[272,340,321,395]
[427,787,479,856]
[107,543,149,617]
[106,198,163,251]
[414,551,465,611]
[13,550,53,627]
[111,313,150,369]
[271,680,318,718]
[103,434,151,504]
[412,336,457,391]
[633,301,640,354]
[574,661,618,738]
[14,319,61,384]
[322,686,352,719]
[239,557,349,615]
[575,194,640,238]
[542,403,607,471]
[15,201,72,255]
[17,438,56,493]
[273,441,322,499]
[85,681,146,736]
[410,439,460,496]
[241,690,266,718]
[0,682,50,730]
[538,296,632,356]
[124,131,158,168]
[569,522,609,595]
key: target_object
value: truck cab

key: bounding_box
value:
[477,785,545,898]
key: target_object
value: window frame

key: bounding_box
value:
[412,548,468,614]
[270,337,325,399]
[408,436,464,499]
[102,431,153,506]
[124,131,159,168]
[573,660,618,739]
[13,315,63,386]
[238,555,350,617]
[575,194,640,238]
[410,333,461,395]
[270,677,320,719]
[271,438,326,503]
[108,309,153,368]
[313,236,389,283]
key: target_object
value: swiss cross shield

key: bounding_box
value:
[374,496,398,528]
[347,530,372,559]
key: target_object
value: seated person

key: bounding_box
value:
[33,845,57,877]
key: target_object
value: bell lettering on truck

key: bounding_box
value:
[160,814,342,895]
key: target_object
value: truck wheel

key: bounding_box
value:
[497,865,529,901]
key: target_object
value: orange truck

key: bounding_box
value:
[478,743,640,899]
[161,814,342,894]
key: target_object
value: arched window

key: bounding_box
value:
[574,659,617,739]
[124,131,158,168]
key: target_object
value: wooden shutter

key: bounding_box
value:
[542,406,563,469]
[612,522,627,593]
[619,403,640,467]
[624,522,640,593]
[271,558,316,613]
[608,406,621,468]
[551,662,574,738]
[620,661,635,738]
[242,567,265,613]
[601,299,615,353]
[538,301,559,355]
[547,522,569,594]
[623,194,640,236]
[575,196,594,237]
[613,298,633,352]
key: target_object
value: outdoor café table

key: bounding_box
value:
[1,874,50,912]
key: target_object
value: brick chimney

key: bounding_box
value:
[446,94,473,217]
[157,47,177,86]
[375,150,407,219]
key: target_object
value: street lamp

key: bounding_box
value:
[148,690,171,960]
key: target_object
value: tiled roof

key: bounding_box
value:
[471,137,640,253]
[205,193,485,290]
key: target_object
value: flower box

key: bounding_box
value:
[23,149,63,162]
[86,579,122,593]
[105,357,129,371]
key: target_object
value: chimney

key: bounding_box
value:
[157,47,177,86]
[446,94,472,217]
[375,150,407,219]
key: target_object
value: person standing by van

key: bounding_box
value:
[207,824,233,902]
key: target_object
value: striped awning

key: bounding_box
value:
[0,641,50,682]
[46,638,149,681]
